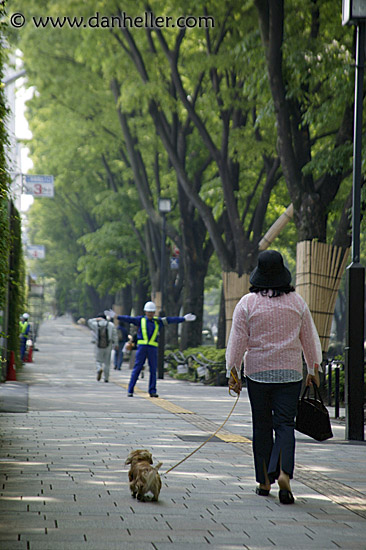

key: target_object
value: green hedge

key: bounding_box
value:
[8,204,25,367]
[0,6,11,372]
[0,195,9,314]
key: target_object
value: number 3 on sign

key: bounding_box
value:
[34,184,43,195]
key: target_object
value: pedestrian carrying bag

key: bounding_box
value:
[295,383,333,441]
[97,322,109,348]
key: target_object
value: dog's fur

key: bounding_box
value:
[125,449,163,502]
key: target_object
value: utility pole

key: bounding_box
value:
[342,2,366,441]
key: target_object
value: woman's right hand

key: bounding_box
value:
[229,369,242,395]
[306,368,320,387]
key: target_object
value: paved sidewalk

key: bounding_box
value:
[0,316,365,550]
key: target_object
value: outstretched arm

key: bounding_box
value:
[163,314,196,325]
[117,315,141,327]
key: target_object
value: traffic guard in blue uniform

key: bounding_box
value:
[117,301,196,397]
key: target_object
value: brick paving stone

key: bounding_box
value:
[0,543,28,550]
[0,316,365,550]
[28,542,154,550]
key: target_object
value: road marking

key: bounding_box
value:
[113,381,250,443]
[216,432,251,443]
[113,382,194,414]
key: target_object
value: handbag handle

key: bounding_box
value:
[300,382,325,406]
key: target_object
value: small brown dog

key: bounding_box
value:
[125,449,163,502]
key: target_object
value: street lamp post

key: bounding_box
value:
[157,197,171,379]
[342,1,366,441]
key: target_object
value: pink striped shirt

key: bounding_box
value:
[226,291,322,383]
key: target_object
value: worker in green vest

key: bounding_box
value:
[115,302,195,397]
[19,313,30,361]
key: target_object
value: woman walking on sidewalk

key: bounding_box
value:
[226,250,322,504]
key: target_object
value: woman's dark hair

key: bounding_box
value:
[249,285,295,297]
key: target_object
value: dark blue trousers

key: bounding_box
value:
[128,345,157,395]
[114,341,124,370]
[20,337,27,361]
[246,378,302,485]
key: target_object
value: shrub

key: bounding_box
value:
[164,345,227,385]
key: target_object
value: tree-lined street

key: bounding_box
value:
[5,0,359,349]
[1,3,366,546]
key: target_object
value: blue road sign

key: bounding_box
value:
[24,175,54,184]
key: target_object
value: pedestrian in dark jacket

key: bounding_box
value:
[114,319,129,370]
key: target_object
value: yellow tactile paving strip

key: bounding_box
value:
[113,381,251,444]
[113,380,366,519]
[114,382,195,414]
[216,432,250,443]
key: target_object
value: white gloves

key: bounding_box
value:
[104,309,115,319]
[184,313,196,322]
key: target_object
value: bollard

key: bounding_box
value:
[335,366,340,419]
[25,340,33,363]
[6,351,16,381]
[327,363,332,406]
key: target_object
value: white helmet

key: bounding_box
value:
[143,301,156,312]
[23,313,29,319]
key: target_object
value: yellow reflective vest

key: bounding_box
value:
[137,317,159,347]
[19,321,29,335]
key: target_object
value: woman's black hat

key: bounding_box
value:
[249,250,291,289]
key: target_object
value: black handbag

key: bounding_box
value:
[295,384,333,441]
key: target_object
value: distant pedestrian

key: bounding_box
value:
[114,319,129,370]
[19,313,31,362]
[112,302,196,397]
[87,312,118,383]
[226,250,322,505]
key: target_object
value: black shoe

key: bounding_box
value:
[279,489,294,504]
[96,369,102,381]
[114,366,117,370]
[149,393,159,398]
[127,393,133,397]
[104,380,109,383]
[256,487,270,496]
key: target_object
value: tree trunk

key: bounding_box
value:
[222,272,250,345]
[113,285,133,315]
[216,284,226,349]
[332,290,347,352]
[180,259,206,350]
[294,192,327,242]
[165,284,182,349]
[86,285,105,317]
[132,264,150,315]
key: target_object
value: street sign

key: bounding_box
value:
[23,175,54,197]
[29,283,44,296]
[343,0,366,25]
[170,257,179,270]
[27,245,46,259]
